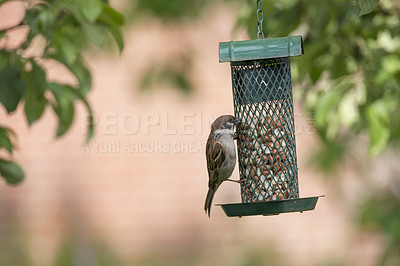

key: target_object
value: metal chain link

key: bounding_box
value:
[256,0,264,39]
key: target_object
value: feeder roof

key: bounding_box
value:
[219,36,304,63]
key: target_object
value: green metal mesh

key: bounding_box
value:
[231,57,299,203]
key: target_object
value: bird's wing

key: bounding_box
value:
[206,135,226,186]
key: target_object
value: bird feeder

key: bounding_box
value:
[217,36,322,217]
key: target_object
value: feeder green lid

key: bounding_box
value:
[219,36,304,62]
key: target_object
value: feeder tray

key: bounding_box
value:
[218,196,324,217]
[218,36,322,217]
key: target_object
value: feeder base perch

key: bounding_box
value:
[217,196,324,217]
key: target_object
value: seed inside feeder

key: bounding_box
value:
[239,114,297,203]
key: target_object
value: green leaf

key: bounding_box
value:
[23,61,47,125]
[106,23,124,52]
[331,55,349,79]
[375,55,400,85]
[296,42,327,83]
[0,159,24,185]
[171,71,191,94]
[315,90,341,129]
[100,4,125,26]
[70,57,92,95]
[51,55,92,95]
[83,23,109,48]
[358,0,379,16]
[310,141,347,172]
[310,66,324,84]
[84,104,94,143]
[54,31,78,64]
[75,0,103,22]
[64,87,94,143]
[37,8,54,33]
[338,90,360,128]
[0,67,26,113]
[47,83,75,138]
[366,100,390,155]
[0,127,13,153]
[97,4,125,52]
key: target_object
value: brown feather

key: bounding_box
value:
[210,115,235,132]
[204,114,238,217]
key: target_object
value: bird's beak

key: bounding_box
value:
[234,117,241,126]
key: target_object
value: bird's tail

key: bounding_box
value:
[204,186,216,217]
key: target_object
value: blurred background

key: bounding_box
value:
[0,0,399,265]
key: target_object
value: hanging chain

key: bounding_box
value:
[256,0,264,39]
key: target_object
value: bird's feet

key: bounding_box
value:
[227,178,246,184]
[233,132,238,140]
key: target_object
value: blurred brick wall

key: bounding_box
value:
[0,2,381,266]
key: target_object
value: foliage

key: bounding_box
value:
[139,56,193,95]
[234,1,400,265]
[126,0,399,160]
[127,0,228,95]
[54,238,122,266]
[0,0,124,184]
[237,0,399,164]
[127,0,216,21]
[359,193,400,265]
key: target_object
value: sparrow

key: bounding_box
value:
[204,115,241,217]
